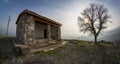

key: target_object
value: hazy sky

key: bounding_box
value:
[0,0,120,39]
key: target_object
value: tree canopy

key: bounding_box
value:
[78,3,111,44]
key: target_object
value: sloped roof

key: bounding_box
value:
[16,9,62,26]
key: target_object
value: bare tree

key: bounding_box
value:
[78,3,111,44]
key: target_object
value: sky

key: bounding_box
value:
[0,0,120,40]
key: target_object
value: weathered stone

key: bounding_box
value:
[16,9,62,53]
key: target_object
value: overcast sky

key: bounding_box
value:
[0,0,120,40]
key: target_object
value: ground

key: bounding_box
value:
[0,37,120,64]
[23,40,120,64]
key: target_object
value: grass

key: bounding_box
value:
[0,36,119,64]
[101,43,114,48]
[33,40,120,64]
[34,40,95,59]
[34,45,69,59]
[0,36,16,63]
[0,50,10,64]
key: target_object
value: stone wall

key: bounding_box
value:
[16,13,35,45]
[16,13,61,47]
[51,26,58,40]
[35,22,47,39]
[16,14,27,44]
[24,14,35,46]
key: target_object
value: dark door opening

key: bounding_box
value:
[44,29,47,38]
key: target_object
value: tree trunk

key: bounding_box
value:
[94,35,97,44]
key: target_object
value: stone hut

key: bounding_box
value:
[15,9,62,53]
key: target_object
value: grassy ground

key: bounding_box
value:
[0,36,15,63]
[0,37,120,64]
[24,40,120,64]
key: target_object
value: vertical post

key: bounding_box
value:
[47,25,51,42]
[6,16,10,36]
[58,26,61,40]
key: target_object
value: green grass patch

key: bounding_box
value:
[34,48,66,59]
[26,40,120,64]
[77,41,95,50]
[101,43,114,48]
[0,51,9,63]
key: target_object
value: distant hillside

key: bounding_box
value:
[0,34,3,37]
[99,27,120,41]
[102,32,120,41]
[0,34,6,37]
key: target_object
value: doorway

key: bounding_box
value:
[44,29,47,38]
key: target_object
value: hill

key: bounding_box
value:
[99,27,120,41]
[102,32,120,41]
[0,34,3,37]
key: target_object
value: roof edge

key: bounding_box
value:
[16,9,62,26]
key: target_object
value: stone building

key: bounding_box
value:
[15,9,62,53]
